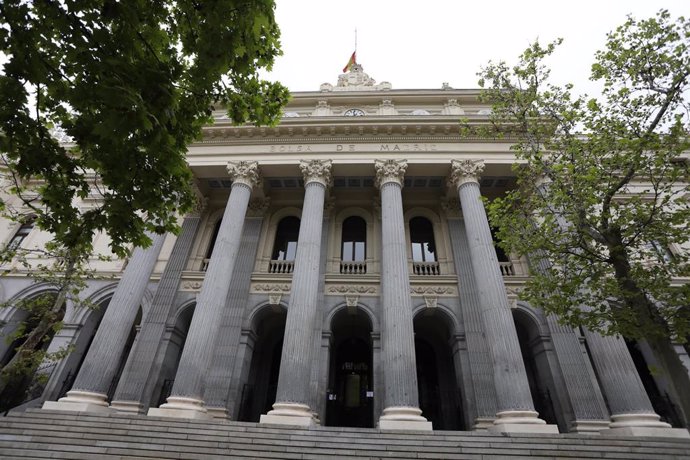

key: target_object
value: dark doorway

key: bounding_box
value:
[237,306,286,422]
[626,339,684,427]
[414,310,463,430]
[326,308,373,428]
[513,310,560,428]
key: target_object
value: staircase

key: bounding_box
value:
[1,409,689,459]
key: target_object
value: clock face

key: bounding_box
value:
[344,108,365,117]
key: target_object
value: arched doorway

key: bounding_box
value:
[326,307,373,428]
[414,309,463,430]
[153,303,195,407]
[513,310,560,428]
[237,306,286,422]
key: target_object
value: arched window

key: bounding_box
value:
[341,216,366,262]
[410,217,436,262]
[272,216,300,261]
[7,218,35,250]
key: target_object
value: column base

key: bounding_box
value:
[472,417,496,431]
[378,406,433,431]
[568,420,610,433]
[42,390,111,413]
[147,396,212,420]
[109,400,144,414]
[601,413,690,439]
[206,406,229,419]
[488,410,559,434]
[260,402,317,427]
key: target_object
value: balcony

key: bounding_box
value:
[499,261,516,276]
[340,261,367,275]
[269,260,295,274]
[412,261,440,276]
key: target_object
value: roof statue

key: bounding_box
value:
[320,62,392,92]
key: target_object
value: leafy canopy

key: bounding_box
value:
[480,10,690,340]
[0,0,290,258]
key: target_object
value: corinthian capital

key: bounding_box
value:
[227,161,261,189]
[449,159,484,188]
[299,159,332,186]
[375,159,407,188]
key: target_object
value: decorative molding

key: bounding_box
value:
[253,283,291,293]
[247,197,271,217]
[441,197,461,218]
[327,285,377,295]
[449,159,484,188]
[268,293,282,306]
[181,281,203,291]
[374,159,407,188]
[300,159,333,187]
[189,181,207,217]
[410,286,456,296]
[324,197,336,218]
[227,161,261,189]
[345,295,359,307]
[424,295,438,309]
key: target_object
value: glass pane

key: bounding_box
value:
[412,242,423,262]
[286,241,297,260]
[342,241,353,261]
[354,242,365,261]
[423,243,436,262]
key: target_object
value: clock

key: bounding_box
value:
[344,108,365,117]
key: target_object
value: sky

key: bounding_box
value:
[263,0,688,97]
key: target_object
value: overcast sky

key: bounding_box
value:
[263,0,687,97]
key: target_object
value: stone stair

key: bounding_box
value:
[0,409,689,459]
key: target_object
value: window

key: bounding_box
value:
[650,241,676,263]
[341,216,366,262]
[7,219,35,250]
[491,227,511,263]
[409,217,436,262]
[205,220,222,259]
[272,216,300,261]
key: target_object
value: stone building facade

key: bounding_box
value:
[2,65,689,437]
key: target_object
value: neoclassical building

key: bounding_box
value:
[2,65,689,437]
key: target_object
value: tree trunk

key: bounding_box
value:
[645,333,690,427]
[0,256,76,398]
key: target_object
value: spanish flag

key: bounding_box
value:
[342,51,357,72]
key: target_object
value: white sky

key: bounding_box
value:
[263,0,687,97]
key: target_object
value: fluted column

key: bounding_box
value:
[260,160,331,427]
[450,159,556,434]
[375,159,432,431]
[148,161,259,419]
[109,212,203,413]
[43,231,166,412]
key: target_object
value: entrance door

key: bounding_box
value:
[326,308,373,428]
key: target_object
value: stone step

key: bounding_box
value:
[0,410,688,460]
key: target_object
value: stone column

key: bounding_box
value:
[449,159,556,434]
[43,231,167,412]
[260,160,331,427]
[584,330,688,437]
[108,212,203,413]
[375,159,432,431]
[148,161,260,419]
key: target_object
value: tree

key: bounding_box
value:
[478,10,690,425]
[0,0,290,405]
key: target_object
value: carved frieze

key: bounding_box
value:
[410,286,456,296]
[252,283,292,293]
[441,197,461,218]
[181,281,203,291]
[327,285,377,295]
